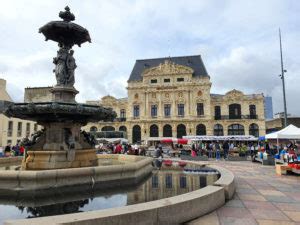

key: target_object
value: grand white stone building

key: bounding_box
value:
[84,55,266,143]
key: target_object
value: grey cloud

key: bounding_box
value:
[0,0,299,117]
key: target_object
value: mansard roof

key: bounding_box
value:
[128,55,209,82]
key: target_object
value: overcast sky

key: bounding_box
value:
[0,0,299,116]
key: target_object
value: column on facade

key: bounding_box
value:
[158,91,162,118]
[172,123,177,138]
[244,122,249,136]
[158,123,163,138]
[141,123,147,141]
[144,92,147,118]
[188,90,191,117]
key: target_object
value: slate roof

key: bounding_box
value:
[210,93,224,97]
[128,55,209,82]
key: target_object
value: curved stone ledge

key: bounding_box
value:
[209,165,235,201]
[5,185,225,225]
[0,155,153,191]
[170,159,235,201]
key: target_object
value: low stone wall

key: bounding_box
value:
[0,155,153,191]
[0,156,23,166]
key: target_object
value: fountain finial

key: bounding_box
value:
[59,6,75,22]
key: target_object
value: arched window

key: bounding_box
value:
[101,126,115,131]
[196,124,206,135]
[229,104,241,119]
[177,124,186,138]
[163,124,172,137]
[119,126,127,132]
[150,124,159,137]
[90,126,97,132]
[228,124,244,135]
[249,123,259,137]
[213,124,223,136]
[132,125,141,143]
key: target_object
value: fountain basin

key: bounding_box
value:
[0,155,153,191]
[4,102,116,123]
[3,159,235,225]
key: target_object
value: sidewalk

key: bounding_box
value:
[186,161,300,225]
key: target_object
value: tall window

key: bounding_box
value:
[200,176,207,188]
[178,104,184,116]
[34,123,38,132]
[165,174,172,188]
[196,103,204,116]
[90,126,98,132]
[249,105,256,119]
[17,122,22,137]
[133,105,139,118]
[214,106,221,120]
[164,104,171,117]
[229,104,241,119]
[152,174,159,188]
[213,124,224,136]
[150,124,159,137]
[132,125,141,143]
[228,124,245,135]
[249,123,259,137]
[177,124,186,138]
[196,124,206,135]
[26,123,30,136]
[101,126,115,131]
[163,124,172,137]
[151,105,157,117]
[7,121,13,137]
[180,176,187,188]
[120,109,126,118]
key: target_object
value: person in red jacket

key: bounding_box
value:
[19,145,25,156]
[114,143,122,154]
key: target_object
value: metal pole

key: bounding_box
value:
[279,28,288,127]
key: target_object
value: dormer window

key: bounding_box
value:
[177,78,184,82]
[150,79,157,84]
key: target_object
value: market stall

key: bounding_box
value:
[265,124,300,174]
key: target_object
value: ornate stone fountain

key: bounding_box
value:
[4,6,117,170]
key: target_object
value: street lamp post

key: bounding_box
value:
[279,28,288,127]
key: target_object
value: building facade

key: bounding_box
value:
[0,79,41,147]
[264,96,273,120]
[83,55,266,143]
[266,116,300,133]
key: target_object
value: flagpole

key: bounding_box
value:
[279,28,288,127]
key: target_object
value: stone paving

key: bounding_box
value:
[186,161,300,225]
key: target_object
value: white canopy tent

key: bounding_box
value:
[183,135,258,141]
[265,124,300,140]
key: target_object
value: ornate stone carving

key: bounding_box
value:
[142,60,194,76]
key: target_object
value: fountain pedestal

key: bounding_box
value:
[22,149,97,170]
[50,86,79,103]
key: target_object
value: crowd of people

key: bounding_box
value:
[0,141,25,157]
[97,142,146,156]
[188,141,299,161]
